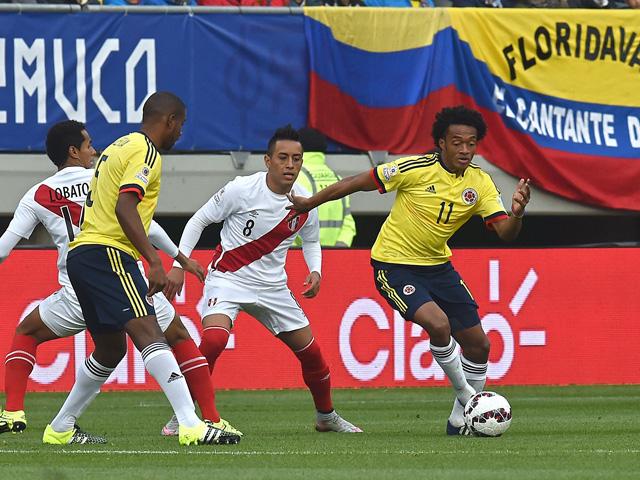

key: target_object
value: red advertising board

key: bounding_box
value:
[0,248,639,392]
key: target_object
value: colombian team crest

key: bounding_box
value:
[462,188,478,205]
[403,285,416,295]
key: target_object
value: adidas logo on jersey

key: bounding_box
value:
[167,372,184,383]
[426,185,437,193]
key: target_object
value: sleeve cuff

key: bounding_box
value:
[371,168,386,193]
[119,184,145,201]
[483,211,509,230]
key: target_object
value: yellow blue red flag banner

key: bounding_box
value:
[304,8,640,211]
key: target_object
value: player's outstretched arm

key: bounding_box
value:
[287,170,377,213]
[493,178,531,242]
[166,205,216,299]
[0,231,22,264]
[0,194,41,264]
[149,219,179,259]
[301,238,322,298]
[116,192,166,296]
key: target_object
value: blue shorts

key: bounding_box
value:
[371,260,480,333]
[67,245,155,333]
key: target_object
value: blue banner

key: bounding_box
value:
[0,12,308,152]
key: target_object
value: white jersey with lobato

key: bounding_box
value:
[1,166,179,337]
[178,172,321,290]
[6,167,92,288]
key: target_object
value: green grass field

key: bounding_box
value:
[1,386,639,479]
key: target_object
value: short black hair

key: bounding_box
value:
[431,106,487,146]
[45,120,86,167]
[142,91,186,123]
[298,127,327,153]
[267,124,300,156]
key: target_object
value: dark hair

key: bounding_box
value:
[267,124,300,156]
[45,120,86,167]
[431,106,487,146]
[142,91,186,123]
[297,127,327,153]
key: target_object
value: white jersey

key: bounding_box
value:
[182,172,320,289]
[7,167,92,288]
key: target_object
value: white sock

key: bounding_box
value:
[430,338,475,405]
[141,342,200,428]
[317,410,337,422]
[462,355,487,393]
[448,356,488,426]
[50,354,114,433]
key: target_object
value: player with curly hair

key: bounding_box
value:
[287,105,530,435]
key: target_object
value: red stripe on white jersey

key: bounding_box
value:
[211,210,309,273]
[34,184,83,226]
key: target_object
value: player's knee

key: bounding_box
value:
[418,311,450,340]
[15,322,36,336]
[15,311,55,344]
[164,319,190,347]
[93,342,126,368]
[476,337,491,361]
[464,337,491,363]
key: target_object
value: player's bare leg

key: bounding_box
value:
[446,325,490,434]
[161,314,242,438]
[1,306,60,434]
[278,326,362,433]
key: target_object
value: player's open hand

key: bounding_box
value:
[286,191,313,214]
[302,271,321,298]
[147,261,168,297]
[164,266,186,301]
[511,178,531,218]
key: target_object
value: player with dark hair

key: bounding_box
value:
[162,125,362,434]
[287,106,531,435]
[41,92,240,446]
[0,119,240,441]
[44,120,89,168]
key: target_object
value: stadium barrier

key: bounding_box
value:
[0,8,639,210]
[0,248,638,392]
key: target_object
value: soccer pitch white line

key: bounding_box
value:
[133,394,638,409]
[0,449,638,456]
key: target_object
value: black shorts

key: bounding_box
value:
[371,259,480,333]
[67,245,155,333]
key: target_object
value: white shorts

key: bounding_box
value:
[201,279,309,335]
[39,285,176,338]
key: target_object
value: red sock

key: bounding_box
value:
[199,326,230,374]
[294,338,333,413]
[172,338,220,422]
[4,334,38,411]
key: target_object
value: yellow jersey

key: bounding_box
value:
[370,152,507,266]
[71,132,162,259]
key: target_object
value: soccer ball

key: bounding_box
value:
[463,391,512,437]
